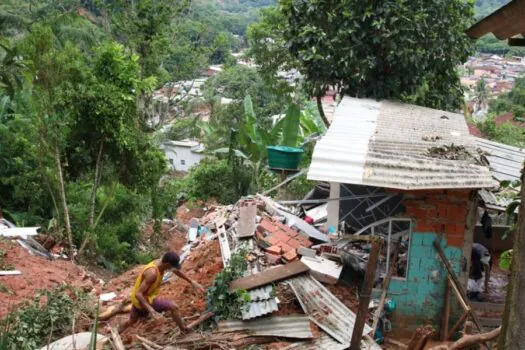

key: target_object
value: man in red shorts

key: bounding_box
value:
[118,251,205,334]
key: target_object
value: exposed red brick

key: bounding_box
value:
[257,219,279,234]
[266,245,282,255]
[294,234,313,248]
[286,238,303,249]
[271,230,291,244]
[265,252,282,265]
[277,242,295,254]
[416,222,434,232]
[437,204,448,218]
[282,250,298,262]
[274,222,299,237]
[447,235,464,247]
[265,235,280,246]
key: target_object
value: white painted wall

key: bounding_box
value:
[163,145,205,172]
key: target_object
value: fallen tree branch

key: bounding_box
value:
[110,326,126,350]
[186,311,214,329]
[408,326,435,350]
[384,338,408,349]
[428,326,500,350]
[99,298,131,321]
[136,335,163,350]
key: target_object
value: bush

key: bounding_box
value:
[186,158,240,204]
[0,286,93,350]
[68,181,148,272]
[207,249,251,320]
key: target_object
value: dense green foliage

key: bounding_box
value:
[0,286,93,350]
[249,0,475,111]
[207,249,251,320]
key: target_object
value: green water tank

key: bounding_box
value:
[267,146,304,170]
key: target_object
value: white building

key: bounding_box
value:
[161,140,206,172]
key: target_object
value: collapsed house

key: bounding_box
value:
[307,97,495,332]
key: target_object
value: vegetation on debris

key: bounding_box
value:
[207,249,251,321]
[0,285,94,350]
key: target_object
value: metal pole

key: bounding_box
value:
[350,238,383,350]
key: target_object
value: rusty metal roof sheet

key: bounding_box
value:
[467,0,525,40]
[218,316,313,339]
[307,97,494,190]
[475,137,525,182]
[287,274,373,346]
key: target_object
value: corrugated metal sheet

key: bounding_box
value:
[218,316,313,339]
[479,189,514,211]
[241,285,279,320]
[287,274,373,346]
[307,97,494,190]
[475,137,525,182]
[467,0,525,40]
[283,332,381,350]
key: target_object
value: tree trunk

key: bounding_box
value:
[499,166,525,349]
[55,142,74,260]
[316,95,330,127]
[88,140,104,226]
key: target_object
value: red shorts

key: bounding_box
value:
[130,298,174,318]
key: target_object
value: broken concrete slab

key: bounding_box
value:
[229,260,309,291]
[237,200,257,238]
[298,247,317,258]
[300,256,342,285]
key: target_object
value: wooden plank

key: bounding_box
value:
[350,239,382,350]
[448,311,469,339]
[432,240,484,333]
[229,261,309,291]
[440,279,451,341]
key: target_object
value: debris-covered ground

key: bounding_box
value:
[0,198,509,350]
[0,239,102,318]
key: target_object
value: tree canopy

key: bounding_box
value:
[249,0,475,111]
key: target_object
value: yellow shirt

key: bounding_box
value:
[130,261,163,309]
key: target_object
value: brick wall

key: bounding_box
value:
[378,189,475,335]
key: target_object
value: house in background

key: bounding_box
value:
[307,97,494,333]
[161,140,206,172]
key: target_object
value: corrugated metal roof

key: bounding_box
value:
[307,97,494,190]
[283,332,381,350]
[475,137,525,182]
[241,285,279,320]
[218,316,313,339]
[287,274,373,346]
[467,0,525,40]
[479,189,517,212]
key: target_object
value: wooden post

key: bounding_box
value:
[432,240,483,332]
[350,238,383,350]
[371,237,401,334]
[440,279,451,341]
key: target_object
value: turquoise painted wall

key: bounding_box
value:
[379,232,463,328]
